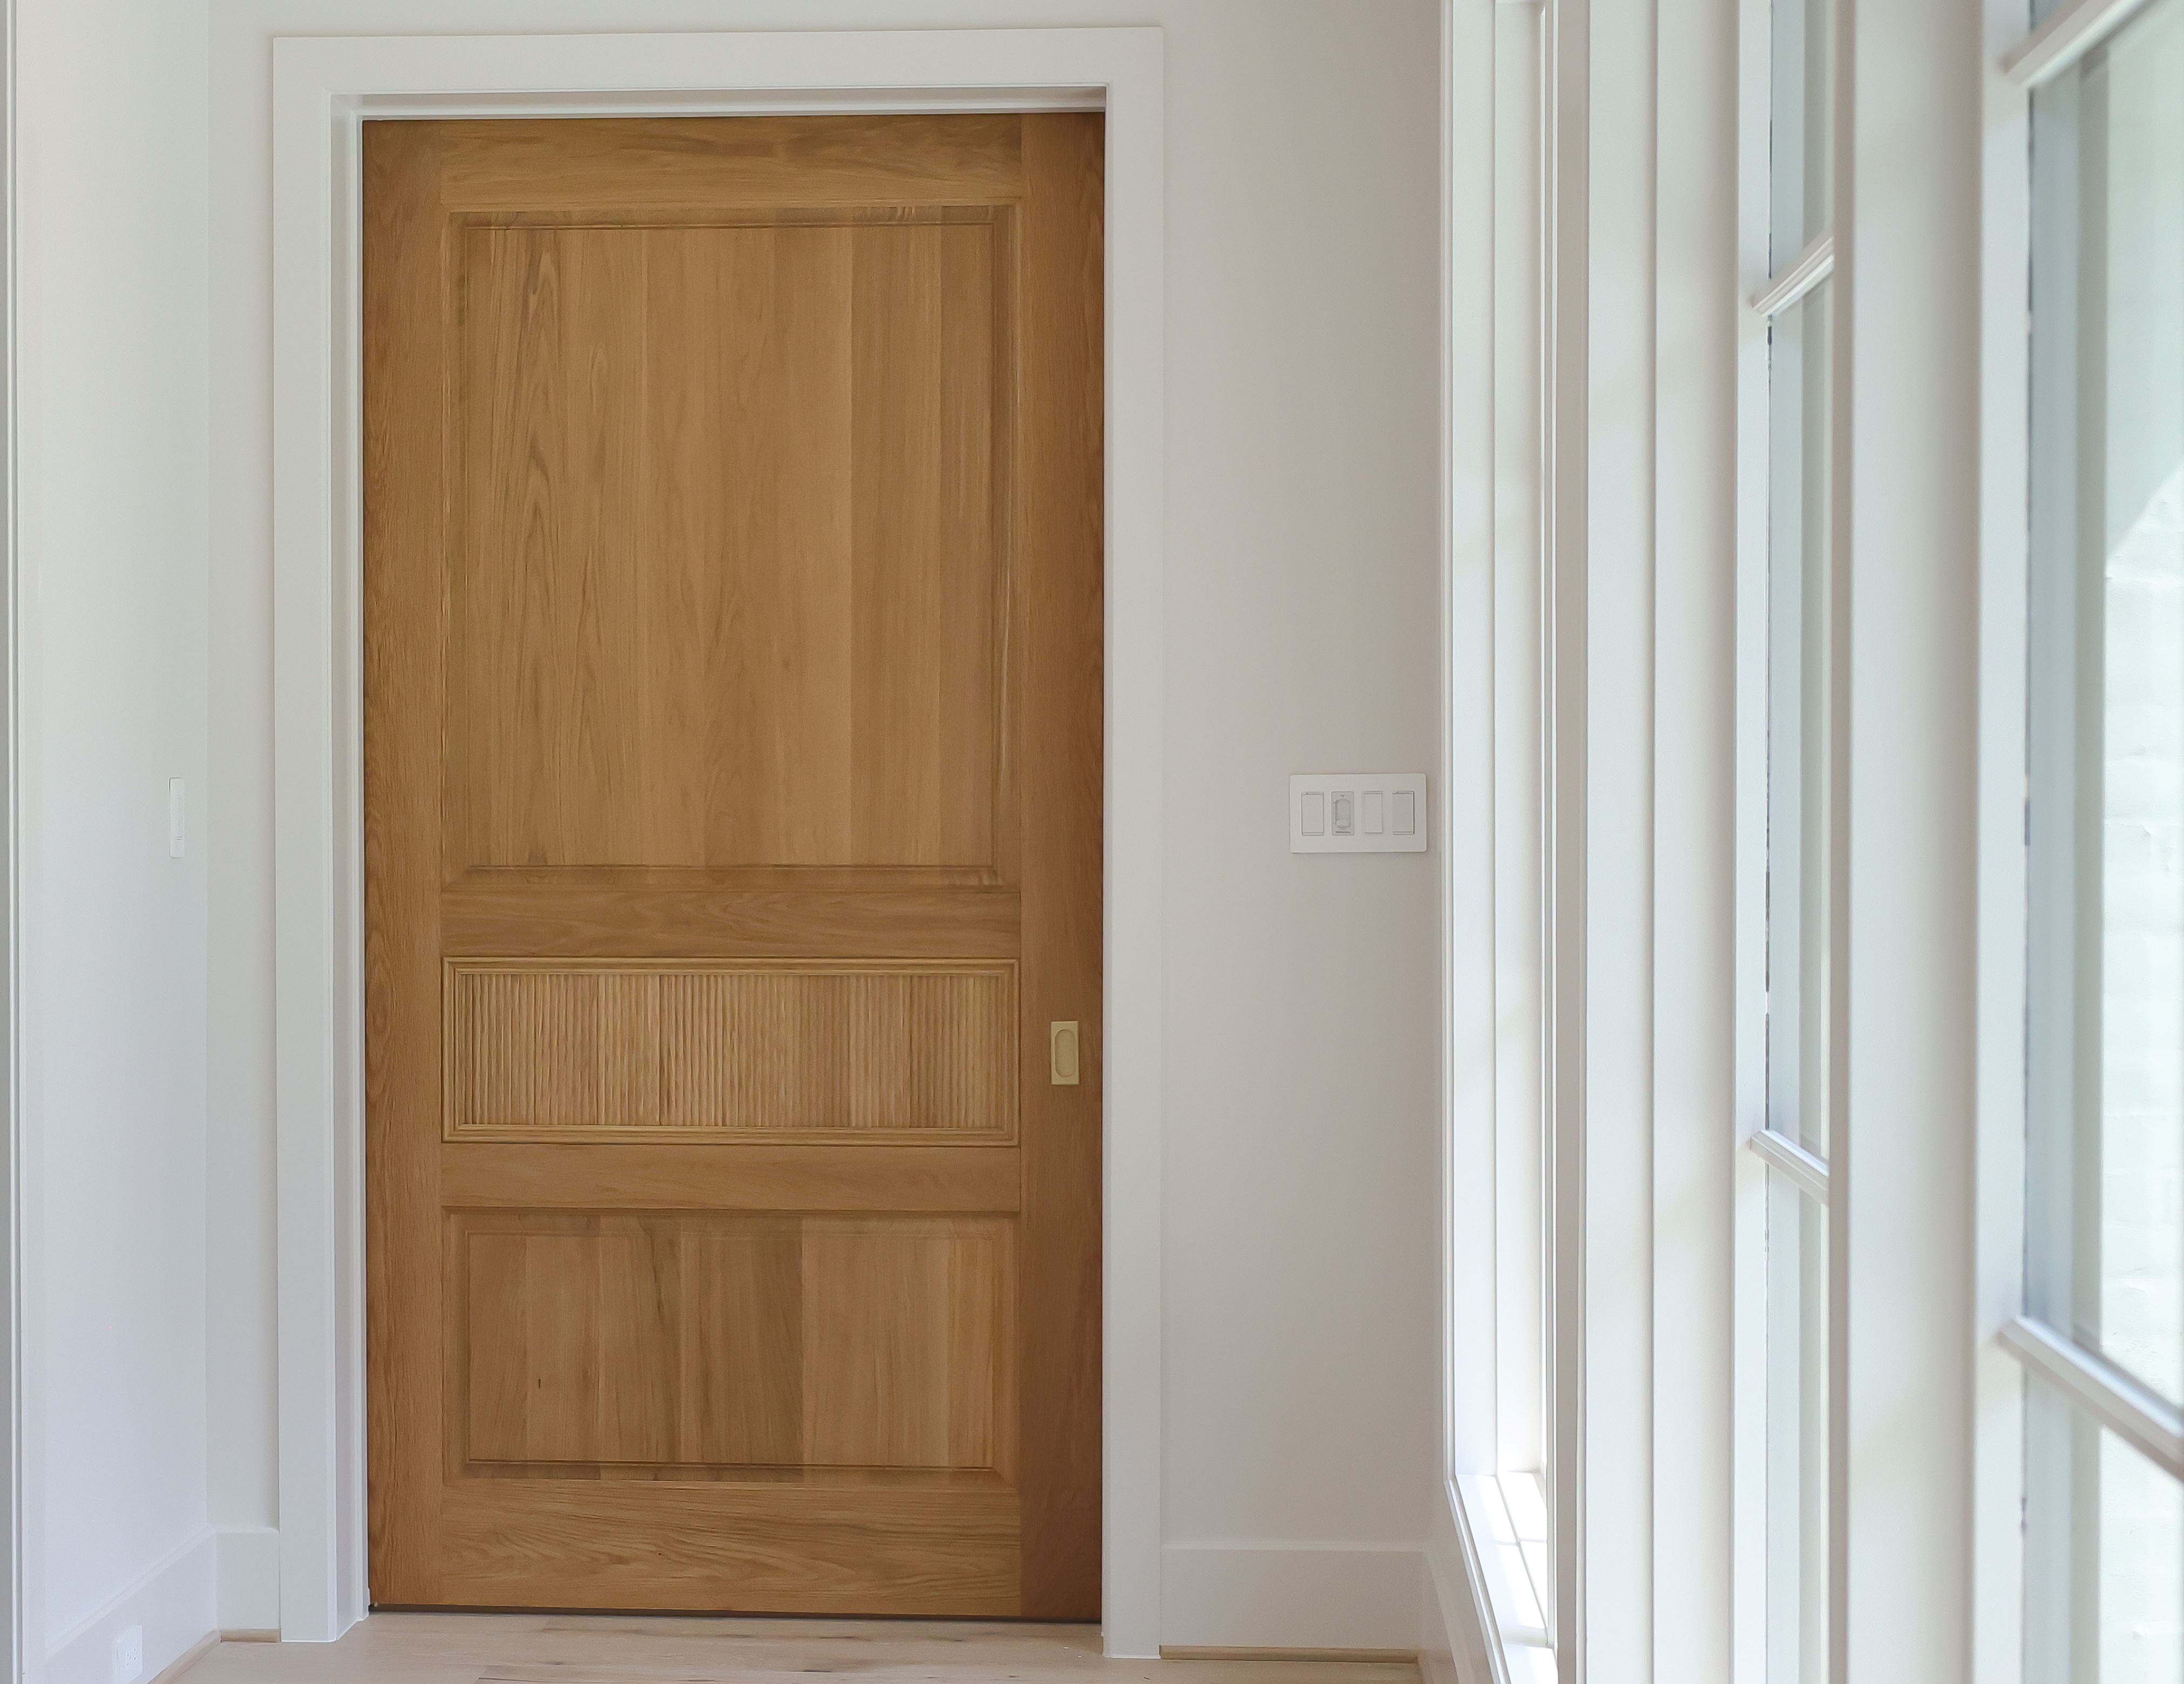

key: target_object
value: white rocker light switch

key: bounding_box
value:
[1290,773,1428,853]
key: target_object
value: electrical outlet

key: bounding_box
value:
[111,1625,144,1684]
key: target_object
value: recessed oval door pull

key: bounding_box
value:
[1049,1021,1081,1086]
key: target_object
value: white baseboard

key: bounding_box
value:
[215,1527,280,1635]
[1418,1597,1463,1684]
[1417,1551,1462,1684]
[44,1527,218,1684]
[1159,1542,1423,1652]
[1417,1518,1459,1684]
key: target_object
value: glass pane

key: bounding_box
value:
[1765,1176,1828,1684]
[1771,0,1836,263]
[2027,0,2184,1408]
[2027,1392,2184,1683]
[1766,279,1834,1159]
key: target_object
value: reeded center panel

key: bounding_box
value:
[450,213,1009,872]
[443,958,1019,1142]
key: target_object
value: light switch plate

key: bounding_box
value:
[1290,773,1428,853]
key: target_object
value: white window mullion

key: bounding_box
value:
[1971,1,2034,1682]
[2002,1316,2184,1482]
[1749,233,1835,319]
[1731,0,1780,1673]
[1749,1129,1830,1205]
[2004,0,2163,85]
[1734,0,1848,1678]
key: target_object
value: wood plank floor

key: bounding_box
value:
[178,1614,1423,1683]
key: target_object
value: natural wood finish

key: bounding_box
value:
[440,1142,1020,1213]
[1013,110,1106,1620]
[432,114,1026,212]
[1164,1649,1427,1665]
[178,1614,1424,1684]
[451,212,1004,873]
[440,884,1020,958]
[438,1482,1021,1615]
[364,113,1103,1618]
[453,1212,1013,1476]
[445,960,1018,1141]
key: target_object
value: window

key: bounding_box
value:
[1442,4,1558,1676]
[1740,0,1843,1678]
[2013,0,2184,1678]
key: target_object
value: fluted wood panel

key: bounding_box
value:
[458,1212,1015,1476]
[445,960,1017,1141]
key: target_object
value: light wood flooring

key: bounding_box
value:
[177,1615,1423,1684]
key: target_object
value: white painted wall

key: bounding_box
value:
[15,0,215,1677]
[207,0,1446,1649]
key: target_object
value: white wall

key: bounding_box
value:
[15,0,215,1678]
[207,0,1446,1649]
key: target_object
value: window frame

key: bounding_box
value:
[1442,3,1559,1678]
[2009,0,2184,1456]
[1733,0,1849,1678]
[1972,2,2037,1680]
[1976,0,2184,1679]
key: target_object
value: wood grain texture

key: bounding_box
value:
[1163,1650,1426,1665]
[432,115,1025,212]
[445,960,1017,1142]
[177,1613,1424,1683]
[440,885,1020,958]
[455,1213,1013,1476]
[365,113,1101,1617]
[364,116,453,1610]
[451,212,1002,872]
[438,1481,1021,1615]
[1013,112,1106,1620]
[440,1143,1021,1213]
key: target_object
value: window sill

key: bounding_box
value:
[1452,1474,1558,1683]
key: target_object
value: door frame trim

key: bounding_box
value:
[268,28,1164,1657]
[0,2,18,1678]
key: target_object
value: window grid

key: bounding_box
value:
[2008,0,2184,1678]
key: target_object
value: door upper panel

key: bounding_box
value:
[451,210,1012,874]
